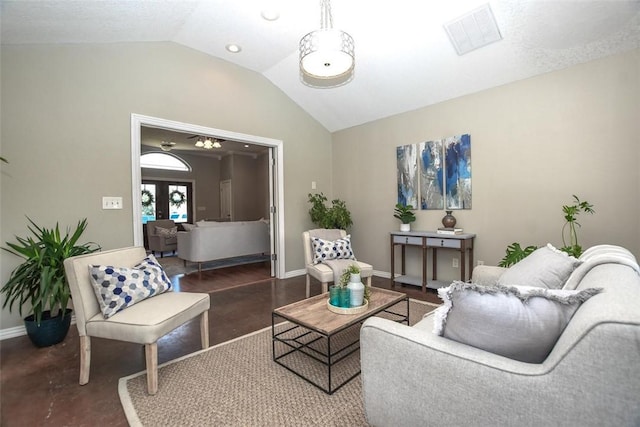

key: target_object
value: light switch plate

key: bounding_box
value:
[102,196,123,210]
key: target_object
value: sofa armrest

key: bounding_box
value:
[470,264,507,285]
[360,316,552,426]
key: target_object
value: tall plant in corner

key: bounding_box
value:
[560,195,595,258]
[2,218,100,335]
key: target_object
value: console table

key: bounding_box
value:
[390,231,476,292]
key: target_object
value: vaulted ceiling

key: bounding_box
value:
[2,0,639,132]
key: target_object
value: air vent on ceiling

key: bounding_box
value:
[444,3,502,56]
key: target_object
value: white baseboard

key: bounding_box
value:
[0,315,76,341]
[284,269,306,279]
[0,325,28,340]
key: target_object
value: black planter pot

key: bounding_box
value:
[24,309,72,348]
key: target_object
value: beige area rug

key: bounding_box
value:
[119,299,439,427]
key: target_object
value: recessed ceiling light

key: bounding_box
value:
[226,44,242,53]
[261,9,280,21]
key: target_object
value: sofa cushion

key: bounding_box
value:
[497,243,581,289]
[432,281,602,363]
[89,254,172,318]
[182,223,196,231]
[311,235,356,265]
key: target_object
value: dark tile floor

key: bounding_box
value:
[0,263,439,426]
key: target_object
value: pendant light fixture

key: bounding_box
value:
[194,137,222,149]
[299,0,354,82]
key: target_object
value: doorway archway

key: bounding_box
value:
[130,114,285,278]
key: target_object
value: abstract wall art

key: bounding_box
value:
[418,140,444,210]
[396,134,471,211]
[444,134,472,209]
[396,144,418,208]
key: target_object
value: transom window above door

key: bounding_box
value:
[141,152,191,171]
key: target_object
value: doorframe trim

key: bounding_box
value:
[131,114,285,278]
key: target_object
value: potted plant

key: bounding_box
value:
[394,203,416,232]
[560,195,595,257]
[1,217,100,347]
[499,195,595,267]
[308,192,353,230]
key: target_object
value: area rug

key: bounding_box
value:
[119,299,439,427]
[157,254,270,277]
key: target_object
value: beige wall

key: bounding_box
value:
[332,49,640,282]
[231,153,270,221]
[0,42,332,329]
[2,41,637,330]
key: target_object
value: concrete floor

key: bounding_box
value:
[0,262,439,426]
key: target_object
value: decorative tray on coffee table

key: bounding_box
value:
[326,299,369,315]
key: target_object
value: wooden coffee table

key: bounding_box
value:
[272,287,408,394]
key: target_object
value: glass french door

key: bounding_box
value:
[141,180,193,224]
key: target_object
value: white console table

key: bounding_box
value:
[390,231,476,292]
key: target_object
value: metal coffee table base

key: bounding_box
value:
[272,301,408,395]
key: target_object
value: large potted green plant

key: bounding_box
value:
[1,217,100,347]
[307,192,353,230]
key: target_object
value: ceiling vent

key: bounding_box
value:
[444,4,502,55]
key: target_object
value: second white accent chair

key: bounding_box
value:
[302,229,373,298]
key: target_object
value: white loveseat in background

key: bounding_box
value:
[177,220,270,272]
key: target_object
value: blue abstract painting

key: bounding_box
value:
[419,140,444,210]
[444,134,472,209]
[396,144,418,208]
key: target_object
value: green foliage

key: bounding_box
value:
[307,192,353,230]
[393,203,416,224]
[337,264,370,302]
[1,217,100,324]
[560,195,595,258]
[498,243,538,267]
[499,195,595,266]
[339,264,361,288]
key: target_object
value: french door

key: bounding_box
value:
[141,180,193,224]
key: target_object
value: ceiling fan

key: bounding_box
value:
[160,141,176,152]
[188,135,224,149]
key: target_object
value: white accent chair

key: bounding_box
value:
[303,229,373,298]
[63,246,210,395]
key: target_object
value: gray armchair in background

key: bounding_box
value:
[146,219,177,257]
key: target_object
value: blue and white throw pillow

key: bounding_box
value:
[89,254,172,318]
[311,235,356,264]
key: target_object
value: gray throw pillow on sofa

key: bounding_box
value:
[432,281,602,363]
[497,243,581,289]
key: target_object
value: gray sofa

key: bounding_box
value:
[361,245,640,426]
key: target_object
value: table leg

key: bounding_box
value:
[461,240,467,282]
[432,247,438,281]
[390,236,395,288]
